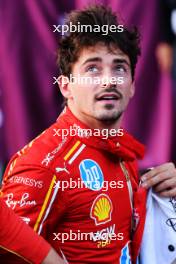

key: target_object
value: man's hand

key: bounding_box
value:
[141,162,176,197]
[42,248,66,264]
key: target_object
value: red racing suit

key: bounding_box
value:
[0,107,147,264]
[0,198,50,263]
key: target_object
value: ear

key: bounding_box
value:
[130,82,135,98]
[57,75,72,99]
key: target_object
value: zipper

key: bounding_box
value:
[120,160,135,238]
[120,160,133,210]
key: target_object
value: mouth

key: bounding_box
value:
[96,93,121,102]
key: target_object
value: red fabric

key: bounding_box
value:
[0,198,50,263]
[1,107,146,263]
[131,187,147,261]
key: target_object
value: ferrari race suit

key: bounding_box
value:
[0,198,50,263]
[0,107,147,264]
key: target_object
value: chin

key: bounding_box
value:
[95,110,122,122]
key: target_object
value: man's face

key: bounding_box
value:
[60,43,135,126]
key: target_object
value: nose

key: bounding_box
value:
[100,70,117,89]
[101,76,116,89]
[101,82,116,89]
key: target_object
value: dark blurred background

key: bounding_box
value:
[0,0,176,181]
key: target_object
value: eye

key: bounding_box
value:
[114,65,127,73]
[86,65,99,73]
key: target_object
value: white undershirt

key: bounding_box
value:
[171,9,176,35]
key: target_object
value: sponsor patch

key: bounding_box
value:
[90,194,113,225]
[79,159,104,190]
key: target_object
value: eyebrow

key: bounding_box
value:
[82,57,130,67]
[113,59,130,67]
[82,57,102,66]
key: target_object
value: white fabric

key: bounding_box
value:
[171,10,176,35]
[140,189,176,264]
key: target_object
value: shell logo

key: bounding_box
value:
[90,194,113,225]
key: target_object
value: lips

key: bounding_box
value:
[96,93,120,101]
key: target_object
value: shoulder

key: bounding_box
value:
[3,121,76,177]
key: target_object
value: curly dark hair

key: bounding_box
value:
[57,4,141,81]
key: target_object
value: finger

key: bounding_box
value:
[141,170,176,189]
[141,162,175,182]
[158,187,176,197]
[154,178,176,193]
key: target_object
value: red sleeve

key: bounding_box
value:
[0,198,51,263]
[0,137,68,263]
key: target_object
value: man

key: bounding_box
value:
[1,4,176,264]
[0,198,65,263]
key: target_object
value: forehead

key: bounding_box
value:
[75,43,130,65]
